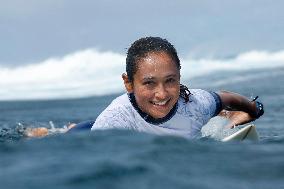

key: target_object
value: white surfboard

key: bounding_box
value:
[222,124,259,142]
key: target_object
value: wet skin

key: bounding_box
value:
[123,51,180,119]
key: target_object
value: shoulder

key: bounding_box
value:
[97,93,132,119]
[91,93,134,130]
[190,89,220,102]
[184,89,221,117]
[190,89,212,98]
[109,93,131,106]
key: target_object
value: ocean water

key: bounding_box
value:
[1,57,284,188]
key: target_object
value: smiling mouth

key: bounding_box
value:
[151,99,171,106]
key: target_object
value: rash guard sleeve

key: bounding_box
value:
[91,106,133,131]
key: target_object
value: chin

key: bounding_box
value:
[150,112,169,119]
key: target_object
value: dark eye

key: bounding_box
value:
[143,81,155,85]
[166,78,176,83]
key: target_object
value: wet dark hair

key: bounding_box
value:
[126,36,191,102]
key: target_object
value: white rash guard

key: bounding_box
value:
[91,89,222,139]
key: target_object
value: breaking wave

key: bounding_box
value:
[0,49,284,100]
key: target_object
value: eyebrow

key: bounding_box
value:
[165,74,178,78]
[142,74,178,81]
[142,76,155,81]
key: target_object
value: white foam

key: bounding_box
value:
[0,49,284,100]
[0,49,125,100]
[181,50,284,79]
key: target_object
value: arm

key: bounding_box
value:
[217,91,264,127]
[24,123,76,138]
[24,127,49,137]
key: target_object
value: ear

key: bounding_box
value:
[122,73,133,93]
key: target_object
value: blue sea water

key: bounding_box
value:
[1,67,284,189]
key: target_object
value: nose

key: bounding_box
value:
[155,84,168,100]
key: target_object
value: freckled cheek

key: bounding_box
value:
[140,92,153,101]
[134,88,154,104]
[167,85,180,97]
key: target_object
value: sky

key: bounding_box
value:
[1,0,284,65]
[1,0,284,100]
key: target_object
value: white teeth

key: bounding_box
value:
[152,100,168,106]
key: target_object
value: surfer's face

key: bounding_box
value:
[123,52,180,119]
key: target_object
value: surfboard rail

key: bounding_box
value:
[221,124,259,142]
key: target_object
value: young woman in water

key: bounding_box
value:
[90,37,264,139]
[26,36,263,138]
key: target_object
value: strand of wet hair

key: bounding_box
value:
[180,84,191,103]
